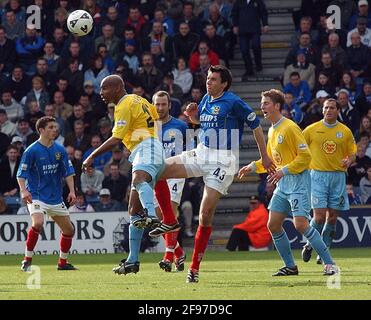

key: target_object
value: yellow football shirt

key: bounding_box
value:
[303,120,357,172]
[255,117,311,174]
[112,94,159,151]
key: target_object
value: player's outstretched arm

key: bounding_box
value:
[252,126,275,174]
[238,163,254,179]
[82,136,122,172]
[17,177,32,204]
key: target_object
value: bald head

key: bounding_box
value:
[100,75,126,105]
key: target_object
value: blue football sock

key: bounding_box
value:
[272,231,296,268]
[304,226,334,265]
[322,223,336,248]
[306,219,324,248]
[127,217,144,263]
[135,181,155,217]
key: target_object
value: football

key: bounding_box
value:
[67,10,93,37]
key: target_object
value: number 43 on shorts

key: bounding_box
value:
[213,168,226,181]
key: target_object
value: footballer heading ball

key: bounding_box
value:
[67,10,93,37]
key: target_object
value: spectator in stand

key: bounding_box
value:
[232,0,268,78]
[94,188,125,212]
[0,26,16,74]
[0,195,13,215]
[65,144,82,190]
[156,72,184,103]
[150,40,172,76]
[102,163,130,204]
[316,51,343,87]
[43,42,60,75]
[84,54,110,95]
[82,0,102,29]
[202,23,228,67]
[347,16,371,48]
[346,31,370,81]
[82,135,112,172]
[44,104,68,138]
[283,71,312,104]
[97,43,116,74]
[94,23,122,63]
[64,119,91,154]
[305,90,330,126]
[283,49,316,90]
[126,5,150,40]
[226,195,271,251]
[69,190,95,213]
[349,0,371,30]
[53,6,69,34]
[177,1,201,34]
[337,71,357,104]
[59,41,87,73]
[96,117,112,143]
[24,76,49,112]
[102,6,125,38]
[2,10,25,40]
[14,118,37,147]
[337,89,360,132]
[0,109,16,137]
[0,89,24,123]
[360,165,371,204]
[153,7,175,37]
[291,16,318,49]
[285,32,317,68]
[53,91,72,121]
[322,33,347,67]
[316,14,348,50]
[24,100,45,131]
[192,54,211,91]
[142,21,172,59]
[54,77,79,105]
[348,142,371,194]
[283,92,305,127]
[103,145,132,178]
[33,58,57,94]
[172,22,200,61]
[355,81,371,118]
[313,72,335,98]
[355,116,371,141]
[120,39,140,75]
[0,144,20,197]
[157,0,184,21]
[5,65,31,102]
[51,27,67,56]
[172,57,193,97]
[136,52,163,97]
[189,40,219,73]
[15,24,45,74]
[184,86,204,104]
[81,165,104,198]
[346,181,363,205]
[60,59,85,95]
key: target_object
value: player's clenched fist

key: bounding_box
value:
[184,102,198,117]
[20,189,32,204]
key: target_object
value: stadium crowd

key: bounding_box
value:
[0,0,371,223]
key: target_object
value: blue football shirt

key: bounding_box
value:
[197,91,260,150]
[17,141,75,205]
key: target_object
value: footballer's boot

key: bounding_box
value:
[21,259,32,272]
[57,263,79,270]
[175,254,186,272]
[132,209,161,229]
[272,265,299,276]
[301,244,313,262]
[149,222,180,237]
[113,259,140,275]
[323,264,339,276]
[186,269,199,283]
[159,259,172,272]
[317,255,323,265]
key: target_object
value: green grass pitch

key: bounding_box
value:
[0,248,370,300]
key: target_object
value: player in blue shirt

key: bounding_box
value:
[17,116,77,271]
[153,65,275,282]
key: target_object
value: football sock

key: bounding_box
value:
[272,231,296,268]
[174,241,184,259]
[58,233,73,266]
[304,226,334,265]
[190,226,212,271]
[25,227,40,261]
[306,219,324,248]
[134,181,156,217]
[127,216,144,263]
[322,223,336,248]
[154,180,177,225]
[164,231,179,262]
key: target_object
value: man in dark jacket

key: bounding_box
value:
[0,144,20,196]
[172,22,199,61]
[355,81,371,117]
[232,0,269,79]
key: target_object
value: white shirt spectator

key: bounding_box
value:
[347,27,371,47]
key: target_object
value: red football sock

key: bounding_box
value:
[164,231,179,262]
[174,240,185,259]
[154,180,177,225]
[190,226,212,271]
[58,233,73,265]
[24,227,40,261]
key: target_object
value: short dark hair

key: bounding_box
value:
[152,90,171,105]
[208,65,232,92]
[290,71,300,78]
[261,89,285,110]
[324,98,340,110]
[35,116,56,134]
